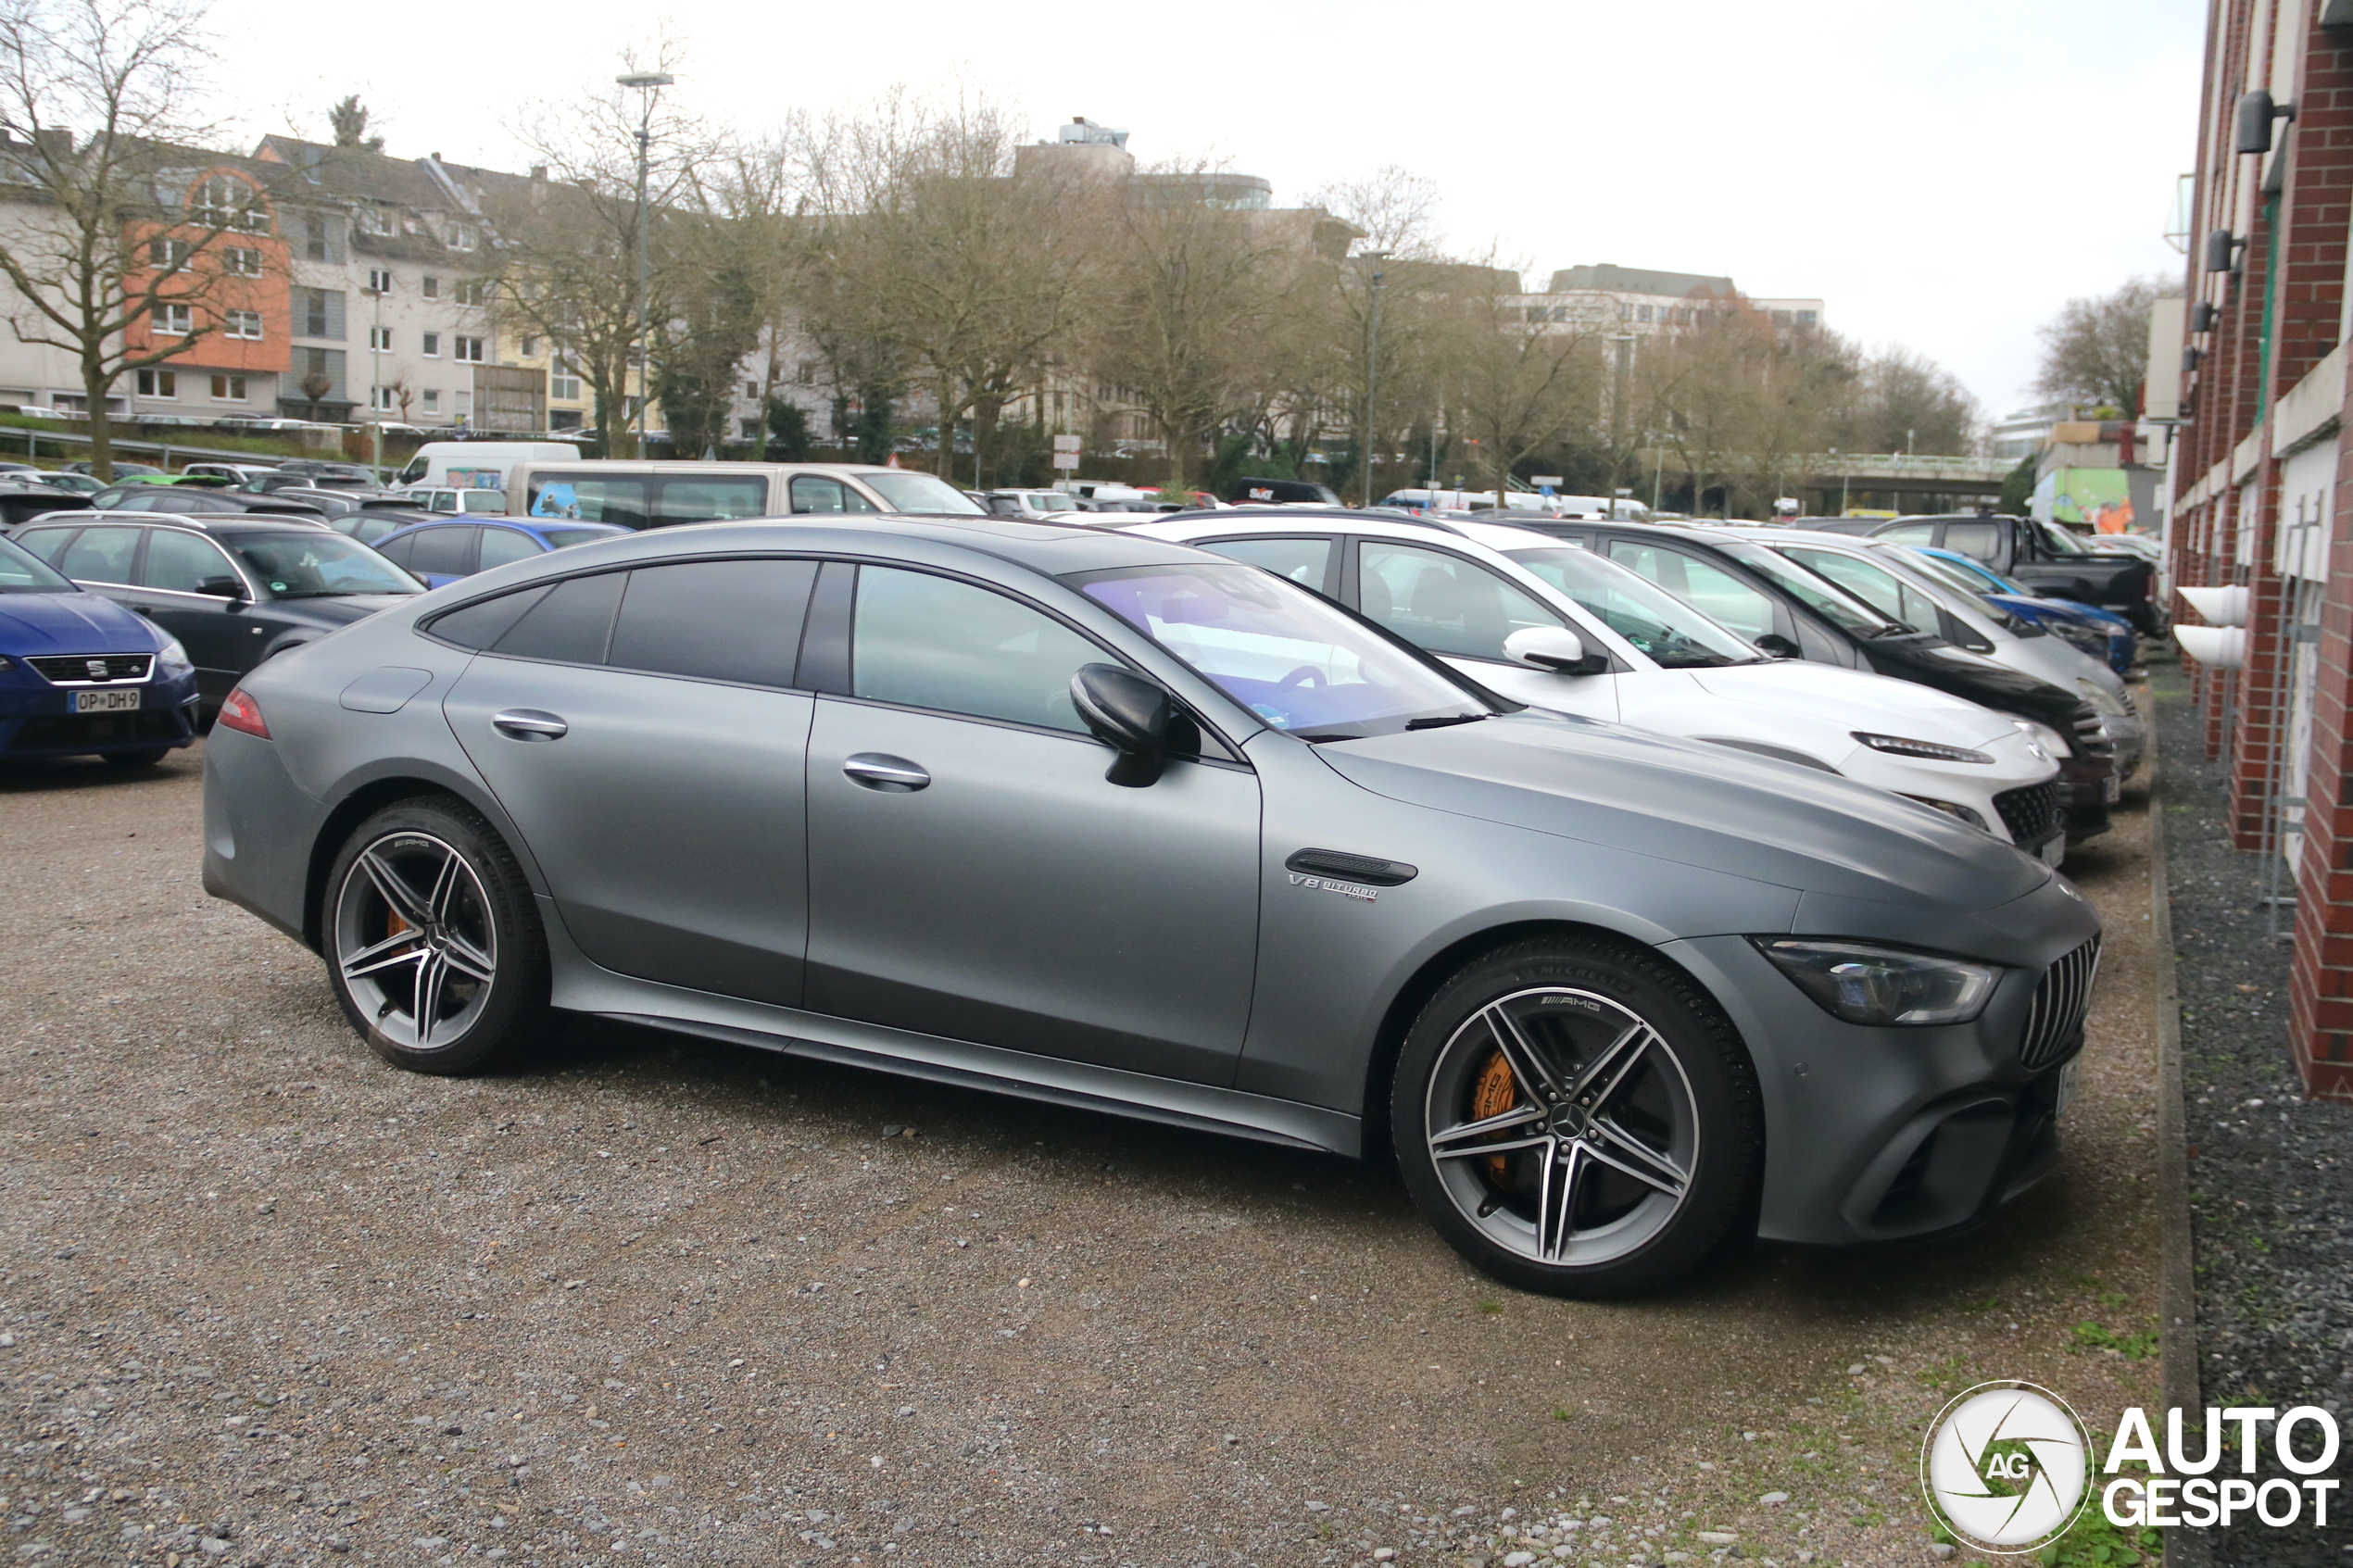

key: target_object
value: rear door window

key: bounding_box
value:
[1944,521,2000,561]
[607,559,819,687]
[405,526,477,577]
[659,478,767,522]
[57,525,142,583]
[140,530,238,593]
[476,528,543,571]
[1356,541,1561,661]
[492,572,627,664]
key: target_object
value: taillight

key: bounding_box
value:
[217,687,270,738]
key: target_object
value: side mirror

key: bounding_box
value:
[1071,662,1175,787]
[195,574,247,601]
[1504,625,1607,674]
[1753,633,1802,659]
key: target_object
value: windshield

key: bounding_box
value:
[1715,540,1900,635]
[228,533,422,598]
[1882,544,2009,600]
[1503,546,1763,668]
[2033,519,2091,556]
[1074,562,1494,741]
[862,471,985,514]
[0,533,73,594]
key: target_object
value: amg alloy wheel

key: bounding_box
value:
[1393,936,1761,1297]
[326,797,547,1073]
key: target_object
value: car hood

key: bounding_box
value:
[1681,659,2020,747]
[1317,711,2047,911]
[0,591,159,653]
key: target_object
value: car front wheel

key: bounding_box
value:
[1391,935,1762,1298]
[324,797,548,1074]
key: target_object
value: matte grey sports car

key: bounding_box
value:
[201,516,2102,1297]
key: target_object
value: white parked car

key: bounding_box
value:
[1128,511,2071,860]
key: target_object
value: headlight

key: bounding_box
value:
[2074,677,2126,717]
[1900,796,1990,831]
[2017,720,2072,758]
[1851,732,1993,764]
[155,635,194,680]
[1753,938,2000,1025]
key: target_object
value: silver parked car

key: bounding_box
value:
[201,517,2102,1297]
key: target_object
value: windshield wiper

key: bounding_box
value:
[1405,712,1489,730]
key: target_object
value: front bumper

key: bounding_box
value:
[1664,872,2102,1247]
[0,671,200,759]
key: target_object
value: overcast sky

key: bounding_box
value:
[216,0,2207,433]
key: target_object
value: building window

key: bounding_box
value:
[135,369,177,398]
[151,303,191,336]
[365,269,392,295]
[210,374,246,402]
[148,238,190,270]
[447,222,477,251]
[453,280,488,307]
[299,287,343,340]
[226,309,262,340]
[422,332,441,358]
[223,246,262,277]
[1796,309,1818,327]
[422,388,441,413]
[422,276,439,299]
[740,417,760,439]
[195,176,267,232]
[368,325,393,352]
[521,335,537,358]
[549,358,581,400]
[1636,305,1652,323]
[302,215,340,263]
[358,207,392,236]
[454,390,472,418]
[453,335,485,363]
[746,381,760,399]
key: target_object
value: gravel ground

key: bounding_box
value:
[0,739,2162,1568]
[2155,665,2353,1567]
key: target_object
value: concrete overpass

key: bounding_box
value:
[1785,452,2010,515]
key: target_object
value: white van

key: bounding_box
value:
[501,459,983,527]
[395,442,582,494]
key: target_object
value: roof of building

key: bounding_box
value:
[1545,263,1738,299]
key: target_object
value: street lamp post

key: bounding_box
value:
[1361,251,1389,508]
[1604,331,1635,504]
[617,71,673,458]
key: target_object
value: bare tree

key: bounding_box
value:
[1826,341,1978,456]
[0,0,263,478]
[1439,260,1598,503]
[2033,275,2171,415]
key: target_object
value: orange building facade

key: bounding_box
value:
[120,166,291,418]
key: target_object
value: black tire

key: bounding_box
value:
[322,795,549,1074]
[101,748,169,769]
[1390,934,1762,1298]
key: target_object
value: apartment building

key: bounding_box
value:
[1515,262,1822,335]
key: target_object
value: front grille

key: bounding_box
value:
[2020,935,2102,1070]
[25,653,152,686]
[2065,700,2113,759]
[6,709,183,751]
[1993,780,2063,846]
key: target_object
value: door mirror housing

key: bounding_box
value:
[195,574,247,601]
[1503,625,1606,674]
[1753,633,1801,659]
[1071,663,1175,787]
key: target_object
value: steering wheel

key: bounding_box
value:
[1277,665,1326,690]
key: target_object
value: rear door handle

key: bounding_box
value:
[842,753,929,792]
[491,709,568,741]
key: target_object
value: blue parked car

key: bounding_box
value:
[0,532,200,767]
[369,517,632,589]
[1909,545,2138,675]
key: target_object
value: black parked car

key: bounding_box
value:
[13,513,423,710]
[1520,519,2120,840]
[0,481,94,528]
[1862,514,2159,633]
[86,484,328,520]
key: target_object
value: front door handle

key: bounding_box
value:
[491,708,569,741]
[842,753,929,792]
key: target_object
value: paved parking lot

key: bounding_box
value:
[1,743,2162,1567]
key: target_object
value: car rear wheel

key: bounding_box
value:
[325,797,548,1074]
[1391,935,1762,1298]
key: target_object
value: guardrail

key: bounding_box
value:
[0,422,397,482]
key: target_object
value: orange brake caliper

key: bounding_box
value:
[1471,1049,1519,1185]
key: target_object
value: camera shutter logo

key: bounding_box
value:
[1919,1382,2091,1551]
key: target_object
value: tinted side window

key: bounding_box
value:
[18,528,76,563]
[1198,535,1334,592]
[406,526,476,577]
[658,479,766,522]
[141,530,237,592]
[373,533,417,568]
[430,585,551,650]
[1876,522,1937,546]
[57,525,143,583]
[608,559,819,687]
[491,572,625,664]
[1778,547,1943,632]
[529,474,647,528]
[476,528,542,571]
[1357,541,1560,660]
[1607,541,1779,642]
[850,567,1100,733]
[790,475,877,515]
[1944,521,2000,561]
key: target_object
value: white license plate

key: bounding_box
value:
[2055,1058,2081,1117]
[2103,775,2122,803]
[72,688,141,713]
[2039,834,2068,868]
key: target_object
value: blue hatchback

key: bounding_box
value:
[369,518,632,590]
[0,533,200,766]
[1915,545,2138,674]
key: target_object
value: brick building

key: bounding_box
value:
[2172,0,2353,1098]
